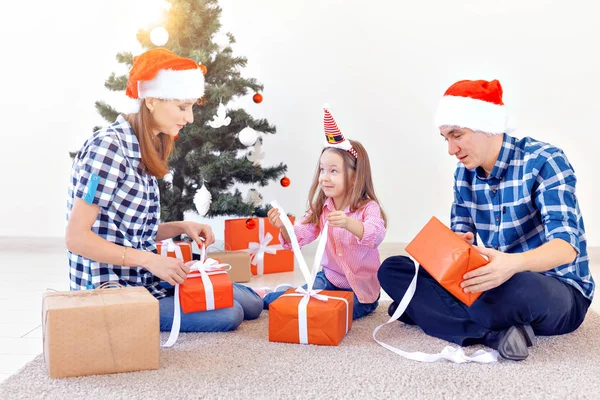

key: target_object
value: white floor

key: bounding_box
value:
[0,238,598,384]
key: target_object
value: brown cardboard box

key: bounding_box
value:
[42,285,160,378]
[208,250,252,283]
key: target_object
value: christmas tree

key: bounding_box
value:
[94,0,287,222]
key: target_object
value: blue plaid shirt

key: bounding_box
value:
[67,115,167,299]
[451,134,594,301]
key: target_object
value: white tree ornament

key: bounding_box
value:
[207,102,231,128]
[193,184,212,216]
[245,188,263,207]
[238,127,258,146]
[246,138,265,166]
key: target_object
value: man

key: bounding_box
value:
[378,79,594,361]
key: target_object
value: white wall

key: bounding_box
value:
[1,0,599,246]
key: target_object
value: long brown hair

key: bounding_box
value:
[305,140,387,227]
[124,102,174,178]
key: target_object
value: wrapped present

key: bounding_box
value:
[267,201,353,346]
[42,284,159,378]
[269,288,353,346]
[208,250,252,283]
[224,216,295,275]
[163,244,234,347]
[179,260,234,314]
[405,216,489,306]
[156,239,193,263]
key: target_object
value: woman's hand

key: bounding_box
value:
[181,221,215,247]
[144,253,190,286]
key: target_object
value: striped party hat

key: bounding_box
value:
[323,104,358,158]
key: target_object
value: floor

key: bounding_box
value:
[0,238,598,384]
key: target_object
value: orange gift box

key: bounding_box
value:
[405,217,489,306]
[224,217,295,275]
[179,269,233,314]
[156,240,193,263]
[269,289,353,346]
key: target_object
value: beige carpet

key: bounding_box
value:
[2,302,600,400]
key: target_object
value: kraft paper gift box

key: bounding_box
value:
[269,288,354,346]
[224,217,295,275]
[156,239,193,263]
[208,250,252,283]
[404,216,489,306]
[42,285,159,378]
[179,261,234,313]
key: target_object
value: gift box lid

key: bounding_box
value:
[43,286,157,310]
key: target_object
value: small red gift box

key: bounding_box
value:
[179,259,234,314]
[156,239,192,263]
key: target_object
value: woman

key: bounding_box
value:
[66,48,262,332]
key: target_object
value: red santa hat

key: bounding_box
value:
[323,104,358,158]
[126,48,205,100]
[434,79,516,134]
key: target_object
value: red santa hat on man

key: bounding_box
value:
[434,79,516,135]
[323,104,358,158]
[126,48,205,100]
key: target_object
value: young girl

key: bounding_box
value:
[262,106,387,319]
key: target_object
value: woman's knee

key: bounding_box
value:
[208,303,244,332]
[242,296,264,320]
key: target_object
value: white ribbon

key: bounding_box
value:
[160,238,184,261]
[162,243,231,348]
[270,201,350,345]
[372,258,499,363]
[247,218,284,275]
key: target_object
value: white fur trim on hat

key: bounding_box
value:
[138,68,205,100]
[324,140,352,151]
[434,95,515,134]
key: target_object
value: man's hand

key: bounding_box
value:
[456,231,475,245]
[461,246,523,293]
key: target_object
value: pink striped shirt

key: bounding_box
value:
[279,198,386,303]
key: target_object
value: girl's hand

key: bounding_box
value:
[181,221,215,247]
[267,208,284,229]
[327,211,349,229]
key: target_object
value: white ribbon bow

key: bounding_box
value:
[160,238,184,261]
[270,201,350,345]
[162,242,230,348]
[247,218,283,275]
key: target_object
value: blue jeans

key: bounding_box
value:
[378,256,591,347]
[263,270,379,320]
[159,283,263,332]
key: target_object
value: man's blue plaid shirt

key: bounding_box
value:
[451,134,594,301]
